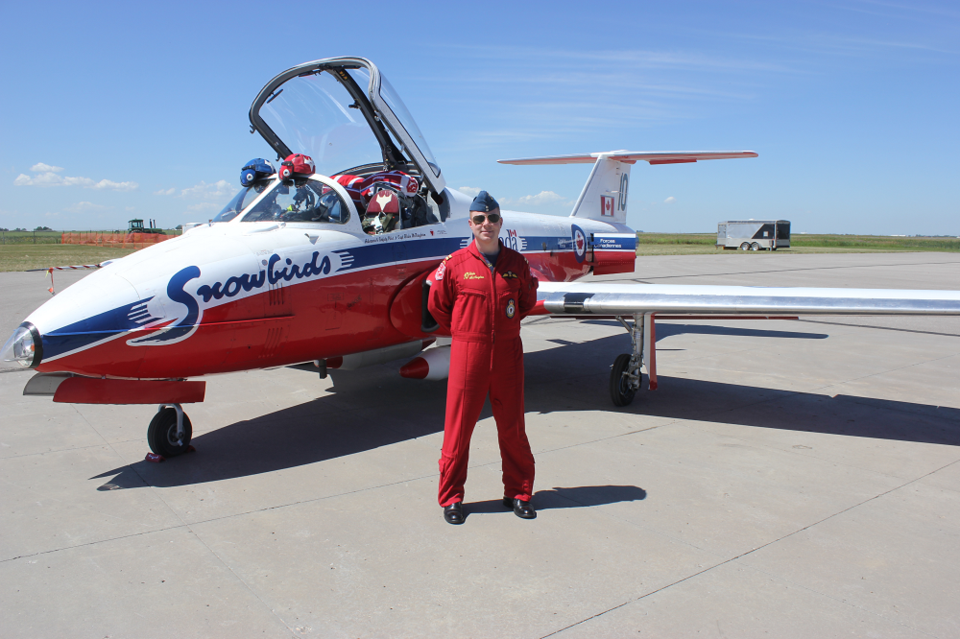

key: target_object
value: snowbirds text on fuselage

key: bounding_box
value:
[4,56,960,460]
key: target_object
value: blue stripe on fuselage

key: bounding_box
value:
[332,235,576,272]
[42,297,156,360]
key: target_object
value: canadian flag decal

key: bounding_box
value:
[601,195,614,216]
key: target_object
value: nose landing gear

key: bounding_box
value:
[146,404,194,460]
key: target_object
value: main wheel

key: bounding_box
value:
[739,242,750,251]
[147,407,193,457]
[750,242,760,251]
[610,353,639,407]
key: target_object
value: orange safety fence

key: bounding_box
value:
[61,232,175,249]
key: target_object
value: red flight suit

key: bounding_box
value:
[428,239,539,507]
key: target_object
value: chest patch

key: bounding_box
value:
[463,271,484,280]
[503,271,519,279]
[506,298,516,319]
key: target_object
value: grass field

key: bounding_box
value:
[0,233,956,272]
[0,245,138,272]
[0,229,179,245]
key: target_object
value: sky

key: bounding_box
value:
[1,1,957,235]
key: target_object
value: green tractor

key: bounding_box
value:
[127,219,164,234]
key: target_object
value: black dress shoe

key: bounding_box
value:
[502,497,536,519]
[443,501,464,525]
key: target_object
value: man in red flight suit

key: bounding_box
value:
[428,191,539,525]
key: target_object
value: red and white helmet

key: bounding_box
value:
[279,153,316,180]
[359,170,419,200]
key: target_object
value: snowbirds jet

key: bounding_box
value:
[4,56,960,460]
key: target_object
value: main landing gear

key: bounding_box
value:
[609,313,658,407]
[146,404,193,459]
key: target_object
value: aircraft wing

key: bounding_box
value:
[535,281,960,316]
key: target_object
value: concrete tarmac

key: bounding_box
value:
[2,252,958,638]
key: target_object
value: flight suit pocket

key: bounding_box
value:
[452,290,488,335]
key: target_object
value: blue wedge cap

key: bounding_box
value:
[469,191,499,212]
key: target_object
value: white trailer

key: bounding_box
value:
[718,220,790,251]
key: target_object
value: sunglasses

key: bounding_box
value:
[471,213,501,225]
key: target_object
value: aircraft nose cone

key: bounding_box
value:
[20,269,144,369]
[1,323,41,369]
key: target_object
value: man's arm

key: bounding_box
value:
[517,257,539,319]
[428,259,455,330]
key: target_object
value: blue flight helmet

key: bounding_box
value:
[240,158,276,187]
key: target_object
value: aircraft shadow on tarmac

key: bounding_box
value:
[92,324,959,491]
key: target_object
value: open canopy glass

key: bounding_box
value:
[249,57,445,194]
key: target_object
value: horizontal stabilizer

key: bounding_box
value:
[498,150,758,166]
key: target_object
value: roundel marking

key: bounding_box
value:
[571,224,587,264]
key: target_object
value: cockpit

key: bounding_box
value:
[210,57,453,232]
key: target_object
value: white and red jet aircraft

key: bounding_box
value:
[4,56,960,459]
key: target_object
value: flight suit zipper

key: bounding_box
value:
[483,252,498,373]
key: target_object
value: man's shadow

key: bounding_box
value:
[464,485,647,517]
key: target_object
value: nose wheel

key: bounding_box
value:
[147,404,193,458]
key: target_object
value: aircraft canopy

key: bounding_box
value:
[249,57,445,195]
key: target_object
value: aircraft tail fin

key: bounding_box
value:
[498,150,757,223]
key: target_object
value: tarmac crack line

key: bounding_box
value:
[33,407,302,634]
[797,318,960,338]
[541,458,960,638]
[185,527,302,638]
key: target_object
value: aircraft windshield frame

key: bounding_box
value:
[249,57,446,194]
[238,178,350,225]
[213,182,272,223]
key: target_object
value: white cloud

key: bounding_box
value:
[185,202,220,213]
[154,187,176,196]
[458,186,481,196]
[14,164,138,192]
[503,191,568,207]
[91,179,138,191]
[664,196,676,204]
[180,179,233,200]
[64,201,107,213]
[31,163,64,173]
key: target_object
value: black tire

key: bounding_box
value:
[147,407,193,457]
[750,242,760,251]
[739,242,750,251]
[610,353,638,407]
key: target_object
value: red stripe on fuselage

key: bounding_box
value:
[37,250,597,379]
